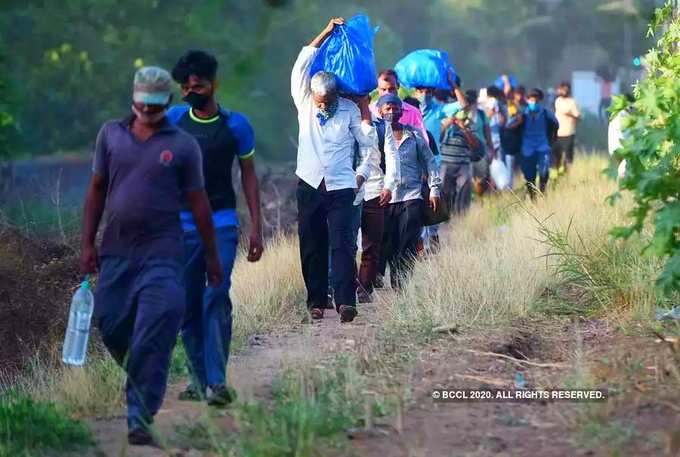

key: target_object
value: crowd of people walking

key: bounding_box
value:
[78,16,582,447]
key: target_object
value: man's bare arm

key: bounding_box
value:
[309,17,344,48]
[79,173,107,274]
[239,157,264,262]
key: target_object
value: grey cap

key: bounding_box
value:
[133,66,172,105]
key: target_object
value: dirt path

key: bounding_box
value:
[86,296,678,457]
[87,300,385,457]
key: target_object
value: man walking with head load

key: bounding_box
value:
[80,66,223,446]
[292,17,379,322]
[168,50,264,406]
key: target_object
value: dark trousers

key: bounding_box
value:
[297,180,356,309]
[328,201,362,298]
[181,226,238,390]
[441,161,472,215]
[94,256,185,430]
[383,199,423,289]
[551,135,575,170]
[358,197,385,294]
[521,149,550,198]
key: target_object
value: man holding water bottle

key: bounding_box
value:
[80,66,223,447]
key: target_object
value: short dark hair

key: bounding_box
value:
[516,85,526,96]
[378,69,399,84]
[464,89,478,105]
[558,81,571,95]
[528,88,544,100]
[171,50,218,84]
[403,96,420,109]
[486,85,503,99]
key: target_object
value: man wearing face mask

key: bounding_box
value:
[167,50,264,407]
[292,18,379,323]
[521,88,559,199]
[376,94,441,289]
[80,66,222,446]
[414,73,467,147]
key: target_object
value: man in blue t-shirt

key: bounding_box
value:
[168,50,264,406]
[520,88,559,199]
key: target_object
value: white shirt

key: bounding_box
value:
[360,114,400,202]
[555,96,580,137]
[608,109,629,179]
[291,46,379,192]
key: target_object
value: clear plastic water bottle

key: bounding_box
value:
[62,277,94,366]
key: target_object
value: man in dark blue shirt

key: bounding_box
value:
[80,66,222,446]
[521,88,559,199]
[168,50,264,407]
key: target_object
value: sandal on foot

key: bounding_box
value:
[338,305,358,323]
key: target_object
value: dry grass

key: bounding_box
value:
[2,352,125,419]
[231,234,307,346]
[3,235,307,417]
[388,155,664,333]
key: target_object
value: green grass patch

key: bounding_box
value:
[0,390,92,457]
[173,354,394,457]
[0,199,81,237]
[534,217,676,321]
[581,419,639,453]
[168,339,190,383]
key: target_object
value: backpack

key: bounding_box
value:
[545,109,559,146]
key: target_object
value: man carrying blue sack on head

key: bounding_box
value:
[167,50,264,406]
[291,17,380,323]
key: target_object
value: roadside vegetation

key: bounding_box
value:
[2,153,678,456]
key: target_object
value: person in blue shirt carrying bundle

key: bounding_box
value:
[520,88,559,199]
[167,50,264,407]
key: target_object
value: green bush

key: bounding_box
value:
[608,2,680,293]
[0,390,92,457]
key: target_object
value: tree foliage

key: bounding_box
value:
[0,0,656,159]
[608,1,680,293]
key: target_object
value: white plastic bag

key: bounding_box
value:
[490,158,510,190]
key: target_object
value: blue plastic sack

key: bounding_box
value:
[310,14,378,96]
[394,49,457,90]
[493,74,518,90]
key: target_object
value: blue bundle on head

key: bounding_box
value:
[376,93,402,108]
[310,14,378,96]
[493,74,518,90]
[394,49,457,90]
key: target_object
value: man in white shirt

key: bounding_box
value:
[552,81,581,172]
[291,17,379,323]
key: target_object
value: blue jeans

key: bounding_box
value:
[181,226,239,390]
[94,256,185,430]
[502,153,515,188]
[521,149,550,195]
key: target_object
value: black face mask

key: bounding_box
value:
[183,91,211,110]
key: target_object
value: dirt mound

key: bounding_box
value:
[0,228,80,376]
